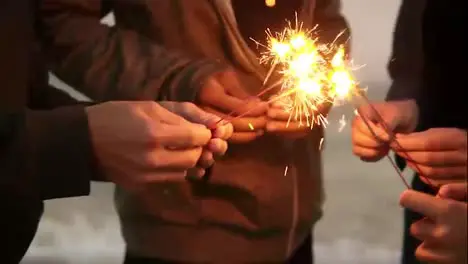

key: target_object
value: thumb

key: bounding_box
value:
[180,103,222,127]
[163,123,212,148]
[356,105,393,142]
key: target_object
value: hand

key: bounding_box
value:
[159,102,233,177]
[400,184,467,264]
[393,128,467,185]
[265,101,331,138]
[86,101,215,190]
[352,99,418,162]
[198,70,268,144]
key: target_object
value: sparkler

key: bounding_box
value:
[258,20,359,128]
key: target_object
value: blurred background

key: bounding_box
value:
[23,1,411,263]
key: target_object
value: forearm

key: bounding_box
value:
[0,106,98,200]
[40,0,221,102]
[385,0,425,102]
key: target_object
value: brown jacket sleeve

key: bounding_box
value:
[39,0,222,102]
[0,107,95,200]
[313,0,350,50]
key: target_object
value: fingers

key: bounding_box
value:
[159,123,212,148]
[229,115,265,143]
[152,102,191,125]
[353,145,389,162]
[212,123,234,140]
[266,105,311,135]
[352,124,389,148]
[229,132,263,144]
[206,138,228,156]
[406,162,467,182]
[231,116,267,132]
[169,102,222,126]
[356,100,417,133]
[205,106,267,132]
[266,120,312,132]
[415,243,455,264]
[267,102,309,121]
[351,114,393,161]
[147,147,203,170]
[410,218,437,242]
[186,167,206,180]
[420,177,466,187]
[200,79,268,116]
[355,104,397,131]
[400,190,446,219]
[158,102,234,139]
[396,150,467,167]
[438,183,468,201]
[197,150,214,169]
[353,116,392,143]
[393,128,467,151]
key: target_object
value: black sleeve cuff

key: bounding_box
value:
[25,106,96,200]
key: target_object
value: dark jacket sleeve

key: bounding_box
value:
[39,0,222,103]
[0,107,95,200]
[385,0,426,102]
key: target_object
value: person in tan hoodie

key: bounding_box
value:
[40,0,349,263]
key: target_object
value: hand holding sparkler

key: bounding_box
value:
[198,70,268,143]
[158,102,233,178]
[352,99,419,162]
[399,183,468,264]
[392,128,467,185]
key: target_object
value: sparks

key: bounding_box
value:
[338,114,347,132]
[257,16,362,128]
